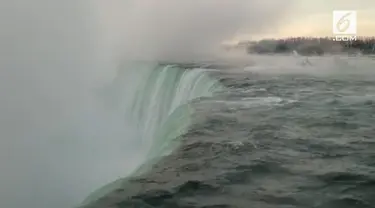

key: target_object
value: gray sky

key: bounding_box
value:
[240,0,375,40]
[97,0,295,60]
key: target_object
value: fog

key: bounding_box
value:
[98,0,294,61]
[0,1,293,207]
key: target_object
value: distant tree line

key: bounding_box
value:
[245,37,375,56]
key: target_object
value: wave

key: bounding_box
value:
[79,62,222,206]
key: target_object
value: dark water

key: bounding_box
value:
[84,68,375,208]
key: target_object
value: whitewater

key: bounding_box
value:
[79,63,223,206]
[0,57,222,208]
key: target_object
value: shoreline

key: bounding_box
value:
[227,37,375,56]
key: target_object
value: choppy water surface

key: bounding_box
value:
[84,57,375,208]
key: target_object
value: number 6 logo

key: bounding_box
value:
[336,12,351,32]
[333,10,357,35]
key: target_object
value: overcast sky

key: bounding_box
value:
[237,0,375,40]
[96,0,296,59]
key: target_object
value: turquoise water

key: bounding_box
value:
[80,63,222,206]
[82,56,375,208]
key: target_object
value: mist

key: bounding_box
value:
[0,1,293,208]
[97,0,294,61]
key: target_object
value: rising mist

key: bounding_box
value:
[0,1,293,207]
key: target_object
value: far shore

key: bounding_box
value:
[224,37,375,56]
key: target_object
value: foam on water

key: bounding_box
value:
[80,63,222,206]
